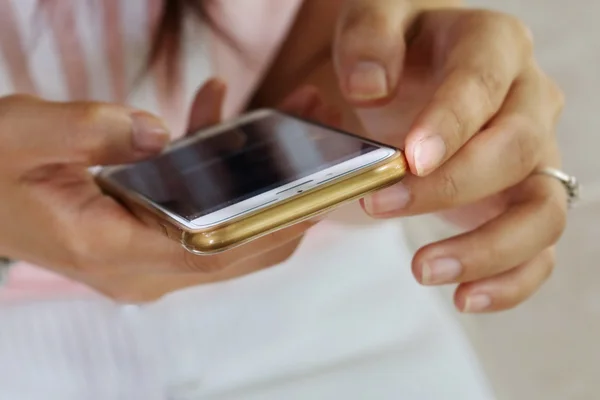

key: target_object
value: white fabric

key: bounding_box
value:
[0,205,493,399]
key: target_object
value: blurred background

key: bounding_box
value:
[404,1,599,398]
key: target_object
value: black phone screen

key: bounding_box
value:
[105,112,381,220]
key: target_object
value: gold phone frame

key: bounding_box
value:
[96,111,407,255]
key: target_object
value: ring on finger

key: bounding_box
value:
[533,167,581,208]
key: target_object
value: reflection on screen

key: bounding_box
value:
[108,113,379,220]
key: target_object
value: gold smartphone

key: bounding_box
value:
[97,109,407,254]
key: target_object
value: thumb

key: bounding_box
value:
[334,0,414,104]
[0,95,170,169]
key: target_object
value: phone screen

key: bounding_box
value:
[105,112,381,220]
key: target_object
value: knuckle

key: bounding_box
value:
[509,118,542,175]
[472,10,534,56]
[435,100,466,147]
[74,102,109,124]
[68,103,111,149]
[72,103,108,133]
[495,12,534,54]
[339,3,390,36]
[507,17,534,55]
[438,171,460,205]
[549,80,566,120]
[447,104,465,136]
[468,69,505,112]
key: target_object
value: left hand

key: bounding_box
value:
[80,79,340,301]
[333,1,567,312]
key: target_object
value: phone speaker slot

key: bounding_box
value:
[276,180,314,195]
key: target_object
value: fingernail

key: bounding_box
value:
[130,112,170,152]
[421,258,462,285]
[413,136,446,176]
[463,294,492,313]
[363,183,410,215]
[348,61,388,101]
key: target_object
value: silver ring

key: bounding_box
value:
[535,167,581,208]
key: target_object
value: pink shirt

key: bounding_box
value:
[0,0,302,300]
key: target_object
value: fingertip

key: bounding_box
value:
[403,130,422,176]
[411,257,425,285]
[206,78,228,106]
[336,53,405,106]
[360,197,384,219]
[454,283,469,311]
[345,61,390,102]
[405,131,447,176]
[463,294,493,313]
[130,111,171,153]
[187,77,229,133]
[455,283,496,313]
[361,182,411,217]
[209,76,228,92]
[192,77,228,107]
[454,289,466,312]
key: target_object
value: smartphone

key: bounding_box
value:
[97,109,407,254]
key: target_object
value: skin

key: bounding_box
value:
[0,0,566,313]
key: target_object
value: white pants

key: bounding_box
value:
[0,204,494,400]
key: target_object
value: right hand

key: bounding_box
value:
[0,80,339,301]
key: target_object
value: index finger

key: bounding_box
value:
[404,10,533,176]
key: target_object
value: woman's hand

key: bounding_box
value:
[0,80,338,301]
[333,1,567,312]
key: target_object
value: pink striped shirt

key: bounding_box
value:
[0,0,302,300]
